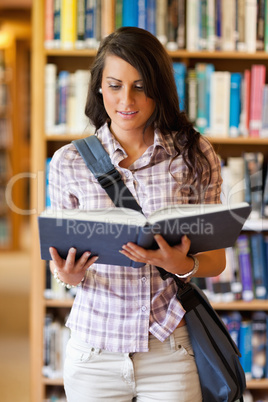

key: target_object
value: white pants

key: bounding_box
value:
[64,326,202,402]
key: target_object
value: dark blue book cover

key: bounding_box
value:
[38,203,251,267]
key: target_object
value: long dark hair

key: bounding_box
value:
[85,27,211,194]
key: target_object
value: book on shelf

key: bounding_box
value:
[210,71,230,136]
[251,311,267,379]
[229,73,242,137]
[61,0,77,49]
[221,0,236,51]
[186,0,199,51]
[195,63,207,134]
[236,234,254,302]
[245,0,257,52]
[244,152,264,219]
[260,85,268,138]
[44,0,54,49]
[250,233,267,299]
[75,0,86,49]
[264,163,268,217]
[239,69,250,137]
[256,0,265,51]
[38,202,251,268]
[239,320,253,380]
[249,64,266,137]
[206,0,215,51]
[186,68,197,124]
[156,0,168,45]
[173,62,186,111]
[221,156,245,205]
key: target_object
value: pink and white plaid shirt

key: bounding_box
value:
[49,123,222,352]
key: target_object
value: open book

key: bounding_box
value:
[38,202,251,268]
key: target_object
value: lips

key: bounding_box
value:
[118,110,138,116]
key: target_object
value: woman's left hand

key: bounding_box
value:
[120,234,194,275]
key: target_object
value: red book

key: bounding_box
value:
[44,0,54,49]
[249,64,266,137]
[244,69,251,135]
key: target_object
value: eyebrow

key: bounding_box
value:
[106,76,143,83]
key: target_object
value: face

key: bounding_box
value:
[101,55,156,137]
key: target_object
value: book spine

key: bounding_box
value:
[75,0,86,49]
[138,0,147,30]
[101,0,115,38]
[244,152,264,219]
[58,71,69,126]
[236,234,254,301]
[239,69,251,137]
[257,0,265,51]
[221,0,235,51]
[249,65,266,138]
[250,233,267,299]
[239,320,253,380]
[44,64,57,133]
[53,0,61,48]
[74,70,92,134]
[122,0,139,27]
[245,0,257,52]
[196,63,207,134]
[156,0,168,45]
[186,0,199,51]
[166,0,178,50]
[237,0,246,51]
[206,0,215,51]
[186,68,197,123]
[115,0,123,29]
[204,63,215,134]
[251,311,267,379]
[61,0,77,49]
[263,166,268,217]
[146,0,156,36]
[85,0,97,48]
[45,158,52,208]
[173,62,186,111]
[265,0,268,51]
[210,71,230,137]
[44,0,54,49]
[198,0,207,50]
[229,73,242,138]
[215,0,222,50]
[260,85,268,138]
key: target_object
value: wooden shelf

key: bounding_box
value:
[213,300,268,311]
[44,298,74,308]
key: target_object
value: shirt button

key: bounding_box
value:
[125,171,130,178]
[141,306,147,312]
[141,277,147,282]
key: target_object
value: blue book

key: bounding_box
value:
[85,0,96,47]
[215,0,222,49]
[38,203,251,267]
[252,311,266,379]
[250,233,267,299]
[146,0,156,35]
[205,63,215,134]
[45,158,52,208]
[239,320,252,380]
[173,62,186,111]
[122,0,139,27]
[53,0,61,44]
[196,63,207,134]
[221,312,242,347]
[138,0,147,30]
[229,73,242,137]
[236,234,254,301]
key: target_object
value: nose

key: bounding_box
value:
[120,86,134,106]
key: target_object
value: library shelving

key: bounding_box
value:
[31,1,268,401]
[0,13,31,250]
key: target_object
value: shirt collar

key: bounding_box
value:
[95,123,176,167]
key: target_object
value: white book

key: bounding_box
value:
[74,70,93,134]
[44,64,57,134]
[186,0,199,51]
[226,157,245,205]
[221,0,236,51]
[245,0,257,52]
[206,0,215,51]
[66,73,76,133]
[237,0,246,51]
[210,71,231,137]
[156,0,168,45]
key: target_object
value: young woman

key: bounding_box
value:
[49,27,226,402]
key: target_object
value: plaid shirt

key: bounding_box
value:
[49,123,222,352]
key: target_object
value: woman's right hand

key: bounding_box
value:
[49,247,98,286]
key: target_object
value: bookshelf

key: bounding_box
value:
[31,1,268,401]
[0,14,31,249]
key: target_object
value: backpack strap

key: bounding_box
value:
[72,136,143,212]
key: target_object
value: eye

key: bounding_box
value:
[135,85,144,91]
[108,84,121,90]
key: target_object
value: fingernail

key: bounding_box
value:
[70,247,76,253]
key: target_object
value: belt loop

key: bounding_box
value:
[169,333,176,350]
